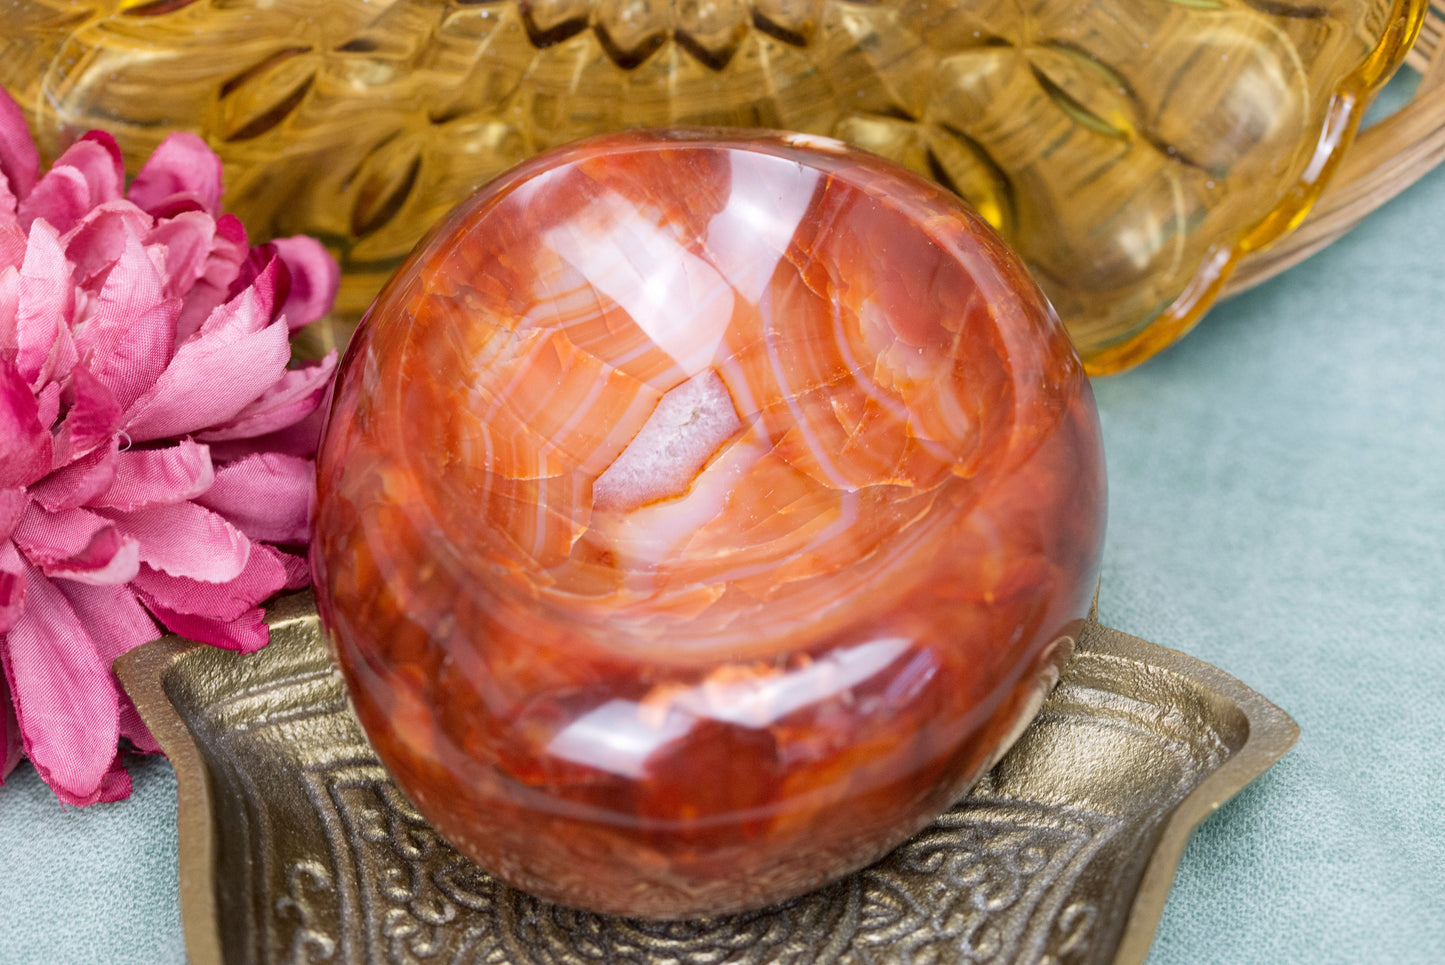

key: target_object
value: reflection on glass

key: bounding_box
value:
[0,0,1423,370]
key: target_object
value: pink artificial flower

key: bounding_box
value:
[0,87,339,805]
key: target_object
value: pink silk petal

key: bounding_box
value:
[15,219,74,388]
[176,213,247,345]
[197,254,279,340]
[12,502,111,565]
[0,176,16,226]
[60,200,153,287]
[131,542,285,623]
[0,662,21,782]
[0,357,52,487]
[19,134,125,235]
[194,451,312,543]
[93,755,133,802]
[145,210,216,300]
[196,352,336,443]
[33,379,59,428]
[276,549,311,589]
[271,236,339,331]
[92,439,214,512]
[103,499,250,582]
[94,296,180,414]
[28,438,119,513]
[139,596,270,653]
[0,221,26,272]
[127,132,223,219]
[58,580,160,755]
[1,562,122,806]
[0,539,24,634]
[72,233,166,364]
[1,263,19,351]
[118,703,160,755]
[49,364,123,470]
[0,488,27,541]
[13,501,140,586]
[40,528,140,586]
[227,245,288,328]
[57,580,158,663]
[122,317,289,442]
[17,166,90,236]
[205,402,327,462]
[67,132,126,207]
[37,322,79,401]
[0,88,39,204]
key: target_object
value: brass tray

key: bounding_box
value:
[114,592,1297,965]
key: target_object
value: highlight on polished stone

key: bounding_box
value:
[311,129,1107,918]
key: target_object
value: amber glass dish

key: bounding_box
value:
[0,0,1422,371]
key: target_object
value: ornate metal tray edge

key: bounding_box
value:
[114,591,1298,965]
[1085,625,1299,965]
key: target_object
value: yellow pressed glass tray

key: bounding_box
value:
[0,0,1426,371]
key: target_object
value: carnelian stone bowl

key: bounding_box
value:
[311,130,1107,918]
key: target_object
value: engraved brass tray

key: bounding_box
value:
[114,592,1297,965]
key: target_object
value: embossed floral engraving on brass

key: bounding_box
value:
[115,591,1298,965]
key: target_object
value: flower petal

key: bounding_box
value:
[0,488,26,541]
[61,200,153,287]
[122,316,289,442]
[47,377,119,478]
[12,501,140,586]
[72,232,165,363]
[18,133,125,235]
[0,176,16,228]
[0,223,24,273]
[103,500,249,582]
[0,88,40,206]
[92,439,213,512]
[196,351,336,442]
[49,364,123,470]
[94,296,180,415]
[0,263,18,349]
[16,219,76,389]
[176,213,247,344]
[131,541,285,623]
[92,757,134,802]
[276,549,311,589]
[271,236,339,331]
[200,252,280,339]
[41,527,140,586]
[68,132,126,207]
[144,210,216,300]
[0,561,122,806]
[142,599,270,653]
[0,538,24,634]
[28,439,119,513]
[0,661,21,783]
[12,502,109,564]
[193,451,312,543]
[127,132,223,219]
[57,581,160,754]
[0,356,51,487]
[18,166,90,235]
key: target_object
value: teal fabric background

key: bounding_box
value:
[2,142,1444,964]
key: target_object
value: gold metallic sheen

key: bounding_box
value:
[114,591,1298,965]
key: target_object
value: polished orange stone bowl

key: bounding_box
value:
[311,129,1107,918]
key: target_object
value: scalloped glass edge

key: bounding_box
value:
[1085,0,1428,375]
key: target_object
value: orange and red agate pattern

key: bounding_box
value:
[312,130,1106,918]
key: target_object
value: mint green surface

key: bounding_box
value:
[2,159,1444,965]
